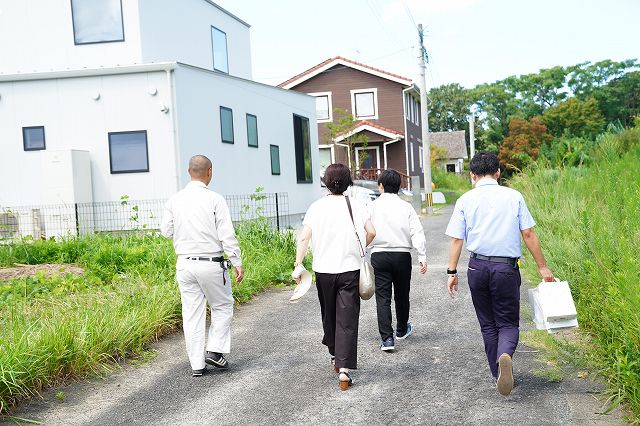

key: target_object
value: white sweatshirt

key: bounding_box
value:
[369,193,427,262]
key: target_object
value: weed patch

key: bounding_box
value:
[0,220,296,414]
[512,128,640,420]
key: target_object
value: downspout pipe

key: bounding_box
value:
[402,87,411,190]
[334,141,351,170]
[383,137,402,170]
[166,69,181,191]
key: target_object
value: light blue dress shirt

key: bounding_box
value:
[445,178,536,258]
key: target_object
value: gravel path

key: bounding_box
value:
[4,205,623,425]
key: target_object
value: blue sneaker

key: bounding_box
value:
[396,323,413,340]
[380,337,395,351]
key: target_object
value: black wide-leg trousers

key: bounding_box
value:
[371,251,412,340]
[315,270,361,369]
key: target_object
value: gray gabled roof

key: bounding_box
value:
[429,130,468,159]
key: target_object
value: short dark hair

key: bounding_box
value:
[322,163,353,194]
[377,169,401,194]
[470,152,500,176]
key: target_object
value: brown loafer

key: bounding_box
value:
[497,353,514,396]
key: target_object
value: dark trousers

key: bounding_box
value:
[371,252,412,340]
[315,270,361,369]
[467,257,521,378]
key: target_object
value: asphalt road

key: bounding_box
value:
[4,205,623,425]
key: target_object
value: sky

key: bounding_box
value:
[214,0,640,90]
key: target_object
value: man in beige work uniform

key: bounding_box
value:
[161,155,244,376]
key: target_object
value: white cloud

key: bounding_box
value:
[383,0,481,20]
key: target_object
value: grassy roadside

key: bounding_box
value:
[0,219,295,414]
[432,167,472,204]
[511,128,640,421]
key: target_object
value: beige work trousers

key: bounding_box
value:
[176,258,233,370]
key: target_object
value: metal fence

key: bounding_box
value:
[0,193,289,241]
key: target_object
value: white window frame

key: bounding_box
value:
[355,146,381,171]
[309,91,333,123]
[350,88,379,120]
[410,143,415,172]
[418,146,424,170]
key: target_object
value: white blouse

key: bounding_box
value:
[303,195,370,274]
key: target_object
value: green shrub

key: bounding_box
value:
[233,218,296,302]
[432,167,472,200]
[512,129,640,419]
[0,222,294,413]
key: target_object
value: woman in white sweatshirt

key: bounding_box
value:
[369,169,427,352]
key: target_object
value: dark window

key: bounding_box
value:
[246,114,258,147]
[211,26,229,73]
[446,164,456,173]
[71,0,125,45]
[270,145,280,175]
[22,126,46,151]
[293,114,313,183]
[220,106,234,144]
[108,131,149,174]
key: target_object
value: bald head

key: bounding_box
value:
[188,155,212,183]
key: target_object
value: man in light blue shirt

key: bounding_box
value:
[445,152,554,396]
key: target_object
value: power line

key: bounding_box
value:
[365,0,405,47]
[364,46,414,64]
[400,0,418,30]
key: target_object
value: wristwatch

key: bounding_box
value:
[447,268,458,277]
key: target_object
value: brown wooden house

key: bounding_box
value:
[279,56,424,189]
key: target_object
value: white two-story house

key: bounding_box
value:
[0,0,321,236]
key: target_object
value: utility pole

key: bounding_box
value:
[468,112,476,159]
[418,24,433,215]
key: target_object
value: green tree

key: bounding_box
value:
[568,59,637,98]
[541,97,605,138]
[592,71,640,127]
[325,108,368,169]
[498,116,552,174]
[503,66,571,117]
[428,83,472,132]
[470,83,520,152]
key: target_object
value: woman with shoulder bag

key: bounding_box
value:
[294,163,376,390]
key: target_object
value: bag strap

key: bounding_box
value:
[345,196,365,257]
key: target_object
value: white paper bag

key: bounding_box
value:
[528,279,579,333]
[538,279,577,322]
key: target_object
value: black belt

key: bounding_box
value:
[471,252,519,267]
[187,256,225,262]
[185,256,232,285]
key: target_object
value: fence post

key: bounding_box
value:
[75,203,80,237]
[275,193,280,232]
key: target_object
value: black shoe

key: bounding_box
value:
[396,323,413,340]
[205,351,229,369]
[380,337,395,352]
[192,368,206,377]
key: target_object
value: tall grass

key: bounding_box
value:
[432,167,472,201]
[0,222,296,413]
[512,128,640,420]
[233,218,296,302]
